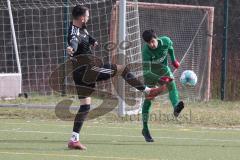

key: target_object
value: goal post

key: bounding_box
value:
[117,0,127,116]
[112,0,144,116]
[0,0,22,99]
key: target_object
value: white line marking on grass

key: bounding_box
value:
[0,129,240,143]
[3,122,72,127]
[2,122,240,134]
[0,129,69,135]
[0,151,157,160]
[88,133,240,143]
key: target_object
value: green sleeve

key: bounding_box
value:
[142,48,161,82]
[160,36,176,63]
[169,45,176,63]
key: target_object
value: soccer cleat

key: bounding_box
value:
[173,101,184,117]
[142,129,154,142]
[68,140,87,150]
[145,86,167,100]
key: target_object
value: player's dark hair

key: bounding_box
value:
[142,29,157,43]
[72,5,89,20]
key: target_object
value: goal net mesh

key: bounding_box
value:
[112,2,214,114]
[0,0,213,116]
[0,0,115,99]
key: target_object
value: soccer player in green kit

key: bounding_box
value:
[141,29,184,142]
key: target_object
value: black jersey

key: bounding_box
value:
[68,22,96,56]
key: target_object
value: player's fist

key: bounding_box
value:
[93,41,98,48]
[172,60,180,69]
[67,46,74,57]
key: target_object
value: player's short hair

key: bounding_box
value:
[72,5,89,20]
[142,29,157,43]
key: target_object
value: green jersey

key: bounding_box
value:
[142,36,176,83]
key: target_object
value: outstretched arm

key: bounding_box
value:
[168,42,180,69]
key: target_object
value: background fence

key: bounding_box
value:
[1,0,239,100]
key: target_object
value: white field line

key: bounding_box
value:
[0,151,157,160]
[0,129,240,143]
[2,122,240,133]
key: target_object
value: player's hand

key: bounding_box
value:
[67,46,74,57]
[93,41,98,48]
[172,60,180,69]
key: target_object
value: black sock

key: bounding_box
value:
[121,66,145,91]
[73,104,90,133]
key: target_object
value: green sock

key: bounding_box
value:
[142,99,152,132]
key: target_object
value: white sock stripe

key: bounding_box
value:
[98,70,114,74]
[91,66,114,74]
[92,66,113,72]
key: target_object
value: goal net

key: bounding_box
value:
[0,0,213,117]
[0,0,115,101]
[112,2,214,114]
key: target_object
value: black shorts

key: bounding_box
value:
[72,63,117,99]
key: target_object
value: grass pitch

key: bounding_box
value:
[0,98,240,160]
[0,119,240,160]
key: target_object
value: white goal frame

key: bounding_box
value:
[0,0,22,99]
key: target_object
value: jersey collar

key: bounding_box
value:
[157,38,163,48]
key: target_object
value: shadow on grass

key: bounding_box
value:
[82,140,240,148]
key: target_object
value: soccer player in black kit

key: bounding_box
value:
[67,5,165,150]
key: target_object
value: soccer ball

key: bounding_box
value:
[180,70,197,86]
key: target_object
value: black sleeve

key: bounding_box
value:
[68,24,79,53]
[67,22,73,45]
[69,36,79,52]
[89,35,96,46]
